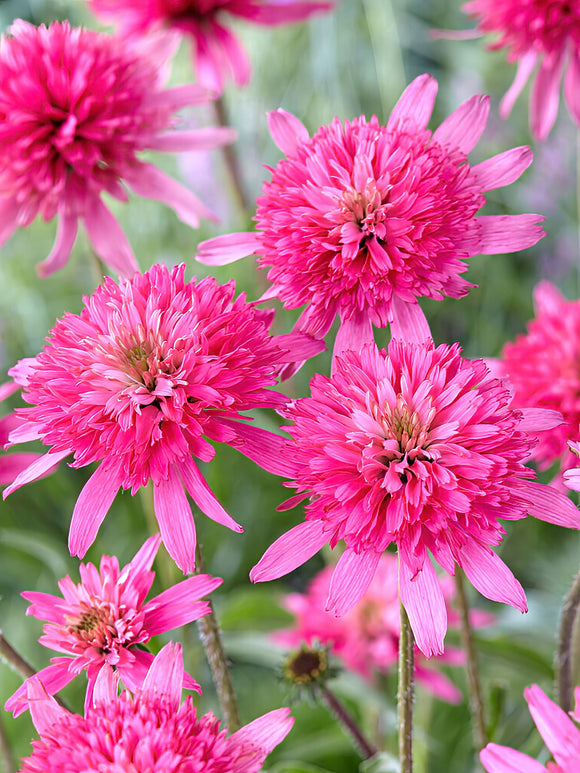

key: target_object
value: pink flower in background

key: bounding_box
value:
[0,20,235,278]
[251,340,580,656]
[0,377,48,485]
[5,535,221,716]
[89,0,334,94]
[4,263,324,572]
[462,0,580,140]
[564,440,580,491]
[198,74,543,359]
[276,554,493,703]
[499,281,580,476]
[481,684,580,772]
[18,642,293,772]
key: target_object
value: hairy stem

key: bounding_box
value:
[213,96,251,214]
[195,547,241,731]
[319,684,378,759]
[398,603,414,773]
[455,569,488,752]
[0,714,15,773]
[557,566,580,712]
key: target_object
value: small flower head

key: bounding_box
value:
[89,0,334,94]
[500,280,580,475]
[251,340,580,656]
[283,642,332,686]
[5,263,323,572]
[198,74,544,356]
[0,20,234,277]
[481,684,580,772]
[463,0,580,139]
[5,535,222,716]
[18,642,294,772]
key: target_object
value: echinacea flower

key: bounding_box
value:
[197,74,544,358]
[5,534,221,716]
[89,0,334,94]
[499,280,580,476]
[481,684,580,772]
[4,263,324,572]
[461,0,580,140]
[275,553,493,703]
[18,642,293,772]
[251,340,580,656]
[0,376,48,485]
[0,19,235,278]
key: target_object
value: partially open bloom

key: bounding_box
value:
[4,263,323,572]
[0,20,235,278]
[461,0,580,139]
[89,0,333,94]
[499,281,580,475]
[275,554,492,703]
[481,684,580,772]
[5,535,221,716]
[198,74,544,357]
[251,340,580,656]
[18,642,293,772]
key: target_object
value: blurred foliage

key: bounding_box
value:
[1,1,580,772]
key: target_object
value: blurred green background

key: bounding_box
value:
[1,0,579,771]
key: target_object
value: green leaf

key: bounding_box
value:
[359,753,401,773]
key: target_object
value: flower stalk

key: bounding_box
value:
[398,603,414,773]
[213,96,251,215]
[557,566,580,712]
[319,684,378,760]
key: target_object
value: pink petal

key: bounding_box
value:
[563,467,580,492]
[415,666,462,704]
[0,196,18,247]
[390,296,432,343]
[83,197,139,277]
[147,127,237,153]
[480,744,546,773]
[461,214,545,256]
[332,314,374,373]
[399,556,447,657]
[229,708,294,773]
[459,541,527,612]
[565,50,580,127]
[432,94,489,154]
[500,51,537,119]
[0,380,19,402]
[142,642,183,711]
[512,479,580,529]
[143,574,223,635]
[125,162,216,228]
[153,467,197,573]
[210,20,251,88]
[92,664,118,708]
[234,2,333,24]
[26,678,69,735]
[196,231,263,266]
[274,332,327,363]
[179,456,243,532]
[21,590,66,623]
[219,419,298,477]
[68,461,121,558]
[530,52,564,140]
[149,84,212,111]
[516,408,563,433]
[250,519,329,582]
[387,73,438,132]
[267,108,310,155]
[3,448,70,498]
[533,280,564,316]
[126,534,162,578]
[0,453,48,485]
[37,212,78,278]
[471,146,533,192]
[5,660,74,717]
[325,548,381,616]
[525,684,580,767]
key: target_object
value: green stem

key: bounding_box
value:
[397,603,414,773]
[0,714,15,773]
[557,567,580,712]
[212,96,251,215]
[319,684,378,759]
[455,569,488,752]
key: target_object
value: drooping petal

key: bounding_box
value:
[565,50,580,127]
[499,51,537,119]
[229,708,294,773]
[389,296,432,343]
[525,684,580,768]
[459,541,527,612]
[83,197,139,277]
[512,479,580,528]
[516,408,563,433]
[233,2,333,24]
[250,520,329,582]
[480,743,547,773]
[333,314,375,371]
[153,467,197,573]
[68,461,121,558]
[92,664,119,708]
[147,126,237,152]
[267,108,310,155]
[387,73,438,132]
[461,214,545,256]
[471,146,533,192]
[325,548,381,616]
[143,574,223,635]
[0,452,48,485]
[179,456,243,532]
[37,212,78,278]
[3,448,70,498]
[432,94,489,154]
[196,231,263,265]
[399,556,447,657]
[530,51,564,141]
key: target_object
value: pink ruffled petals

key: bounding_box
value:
[267,108,310,155]
[399,557,447,657]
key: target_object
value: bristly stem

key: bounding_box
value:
[455,569,488,753]
[0,714,15,773]
[319,684,378,759]
[195,546,241,731]
[212,96,251,215]
[398,602,414,773]
[557,566,580,712]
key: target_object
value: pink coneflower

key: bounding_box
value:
[5,535,221,716]
[0,377,46,485]
[499,281,580,477]
[0,20,235,278]
[461,0,580,140]
[89,0,333,94]
[251,340,580,656]
[4,263,323,572]
[18,642,293,772]
[197,74,544,356]
[275,554,493,703]
[481,684,580,772]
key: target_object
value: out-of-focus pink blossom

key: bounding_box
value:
[198,74,543,362]
[89,0,333,94]
[0,20,235,277]
[18,642,293,772]
[481,684,580,772]
[3,263,324,572]
[5,535,222,716]
[251,340,580,657]
[275,554,494,703]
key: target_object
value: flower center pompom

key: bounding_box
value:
[64,600,144,656]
